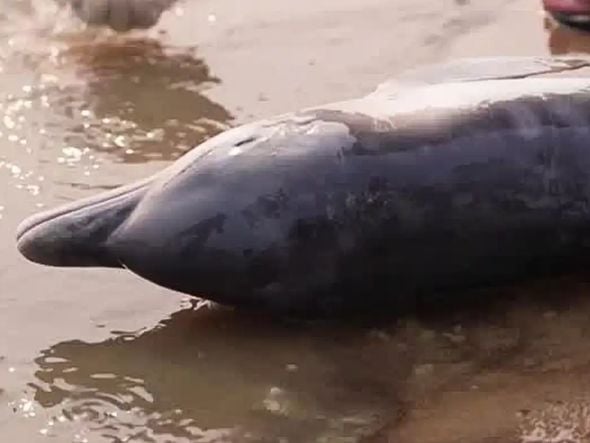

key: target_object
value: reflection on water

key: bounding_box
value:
[61,38,233,163]
[0,0,231,206]
[1,33,232,165]
[29,278,590,442]
[32,303,399,442]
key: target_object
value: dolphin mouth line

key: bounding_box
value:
[15,177,153,242]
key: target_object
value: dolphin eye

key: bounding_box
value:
[234,136,257,147]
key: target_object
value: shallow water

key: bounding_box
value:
[4,0,590,442]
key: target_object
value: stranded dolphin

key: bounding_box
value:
[16,56,590,314]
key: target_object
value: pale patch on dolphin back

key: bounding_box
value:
[372,55,590,96]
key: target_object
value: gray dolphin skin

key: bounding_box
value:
[16,56,590,315]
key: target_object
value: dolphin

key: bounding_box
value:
[16,56,590,315]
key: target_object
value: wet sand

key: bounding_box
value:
[4,0,590,441]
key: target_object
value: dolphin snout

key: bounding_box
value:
[17,214,121,268]
[16,179,152,268]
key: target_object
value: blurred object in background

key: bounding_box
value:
[543,0,590,31]
[545,9,590,53]
[69,0,176,32]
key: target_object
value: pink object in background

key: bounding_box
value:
[543,0,590,29]
[543,0,590,13]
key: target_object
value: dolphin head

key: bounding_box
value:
[14,112,361,311]
[14,121,300,307]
